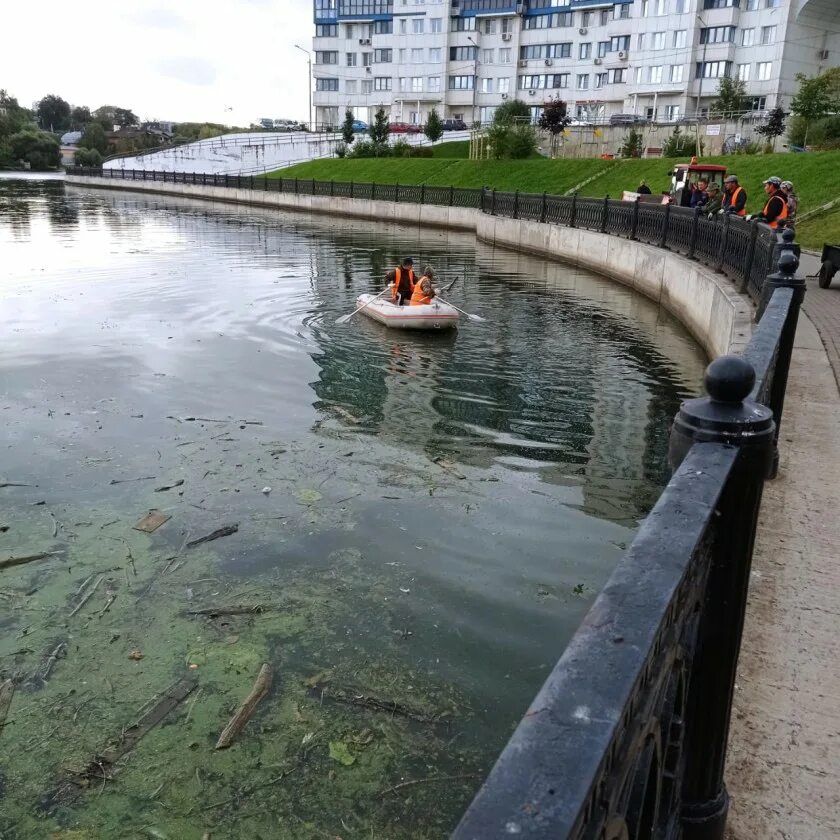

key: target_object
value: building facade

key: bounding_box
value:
[311,0,839,128]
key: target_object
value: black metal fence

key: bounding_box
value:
[66,166,779,304]
[65,165,805,839]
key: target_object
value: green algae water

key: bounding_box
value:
[0,176,706,839]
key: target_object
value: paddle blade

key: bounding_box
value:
[334,314,353,324]
[466,313,487,323]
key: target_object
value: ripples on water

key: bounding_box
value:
[0,177,706,838]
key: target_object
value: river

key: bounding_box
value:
[0,176,706,838]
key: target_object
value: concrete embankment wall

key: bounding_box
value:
[66,175,754,358]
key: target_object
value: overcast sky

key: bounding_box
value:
[1,0,313,125]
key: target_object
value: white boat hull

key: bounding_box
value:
[355,294,460,330]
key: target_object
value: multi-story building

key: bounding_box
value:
[312,0,839,128]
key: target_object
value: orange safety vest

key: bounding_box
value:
[391,267,416,301]
[726,186,746,216]
[762,192,789,229]
[410,282,433,306]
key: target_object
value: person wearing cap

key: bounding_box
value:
[749,176,788,229]
[705,182,723,217]
[781,180,798,227]
[637,180,652,195]
[385,257,417,306]
[722,175,747,216]
[690,178,709,209]
[410,266,437,306]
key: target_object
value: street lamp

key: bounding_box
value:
[467,35,479,128]
[295,44,313,131]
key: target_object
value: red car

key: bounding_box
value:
[389,122,422,134]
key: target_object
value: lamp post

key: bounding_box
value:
[295,44,313,131]
[467,35,479,128]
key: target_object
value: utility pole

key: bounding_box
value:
[695,15,708,118]
[467,35,479,128]
[295,44,313,131]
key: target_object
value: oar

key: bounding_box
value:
[335,288,390,324]
[440,276,459,294]
[436,297,486,323]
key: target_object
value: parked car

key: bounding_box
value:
[609,113,649,126]
[389,122,421,134]
[442,119,467,131]
[351,120,368,133]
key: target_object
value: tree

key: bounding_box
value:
[790,71,840,146]
[493,99,531,126]
[8,128,61,170]
[620,128,644,158]
[0,89,34,140]
[114,107,138,127]
[487,122,538,159]
[368,107,390,146]
[342,108,355,145]
[70,106,92,129]
[663,126,703,158]
[424,107,443,143]
[79,122,109,154]
[538,98,571,156]
[36,94,71,132]
[755,106,786,150]
[75,147,103,167]
[93,105,137,131]
[711,77,747,118]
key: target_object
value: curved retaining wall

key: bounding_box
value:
[65,176,754,358]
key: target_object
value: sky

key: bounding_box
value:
[1,0,313,126]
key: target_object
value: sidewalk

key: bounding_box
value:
[725,255,840,839]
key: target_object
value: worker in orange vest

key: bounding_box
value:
[721,175,747,217]
[386,257,416,306]
[748,176,789,229]
[410,267,437,306]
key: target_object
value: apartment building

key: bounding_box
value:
[311,0,839,128]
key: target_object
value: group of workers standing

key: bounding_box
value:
[687,175,798,229]
[385,257,437,307]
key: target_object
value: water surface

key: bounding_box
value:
[0,178,706,838]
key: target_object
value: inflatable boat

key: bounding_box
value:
[355,294,460,330]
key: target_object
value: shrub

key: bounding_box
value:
[424,108,443,143]
[335,142,347,158]
[662,126,703,158]
[488,122,538,159]
[8,128,61,170]
[408,146,433,158]
[75,147,103,167]
[391,139,412,157]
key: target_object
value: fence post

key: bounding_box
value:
[687,206,701,259]
[250,175,254,190]
[715,212,731,272]
[420,183,426,205]
[600,194,609,233]
[513,190,519,220]
[740,219,760,294]
[570,193,577,228]
[371,182,376,200]
[264,175,268,191]
[350,180,354,199]
[540,191,547,224]
[395,182,399,202]
[143,169,147,181]
[658,201,672,249]
[669,355,775,840]
[629,196,640,241]
[295,177,299,195]
[331,179,335,197]
[491,189,497,216]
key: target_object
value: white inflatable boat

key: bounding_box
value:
[355,294,460,330]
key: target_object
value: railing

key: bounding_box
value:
[65,166,805,839]
[65,167,780,302]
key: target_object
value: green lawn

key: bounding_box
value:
[263,150,840,247]
[430,140,469,158]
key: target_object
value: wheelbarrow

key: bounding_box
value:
[818,244,840,289]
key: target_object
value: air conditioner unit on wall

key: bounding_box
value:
[359,38,371,45]
[618,50,628,60]
[501,93,509,99]
[544,58,553,66]
[515,3,525,14]
[818,49,830,60]
[518,59,528,67]
[528,89,536,96]
[594,57,602,65]
[579,27,588,35]
[502,32,512,41]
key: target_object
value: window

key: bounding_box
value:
[398,48,406,62]
[703,0,738,7]
[482,49,494,63]
[362,52,372,66]
[737,63,751,81]
[650,65,663,83]
[654,0,667,13]
[609,68,626,83]
[670,64,684,82]
[346,52,357,66]
[665,105,680,121]
[450,16,475,31]
[374,19,393,33]
[610,35,630,51]
[674,30,686,49]
[430,17,442,32]
[595,72,608,88]
[675,0,686,11]
[374,76,391,90]
[761,25,776,44]
[315,78,338,91]
[637,33,645,49]
[748,95,766,110]
[741,28,755,46]
[641,0,648,14]
[700,26,735,44]
[498,77,510,93]
[652,31,666,49]
[450,46,477,61]
[745,0,759,6]
[345,80,357,93]
[428,75,441,91]
[501,17,513,33]
[399,19,406,33]
[757,62,772,80]
[580,42,592,59]
[766,0,780,6]
[482,18,496,34]
[315,51,338,64]
[614,3,630,19]
[429,47,442,62]
[519,43,572,60]
[581,11,591,26]
[695,60,732,78]
[411,47,423,63]
[598,41,609,57]
[481,77,492,93]
[412,18,424,33]
[577,73,589,89]
[635,65,644,84]
[600,8,609,24]
[362,79,373,93]
[345,24,355,37]
[449,75,474,89]
[374,48,392,62]
[398,77,408,92]
[518,73,569,89]
[500,47,512,63]
[316,24,337,37]
[411,76,423,92]
[525,12,573,29]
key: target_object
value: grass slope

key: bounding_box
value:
[265,151,840,247]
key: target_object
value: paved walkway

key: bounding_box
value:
[725,253,840,840]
